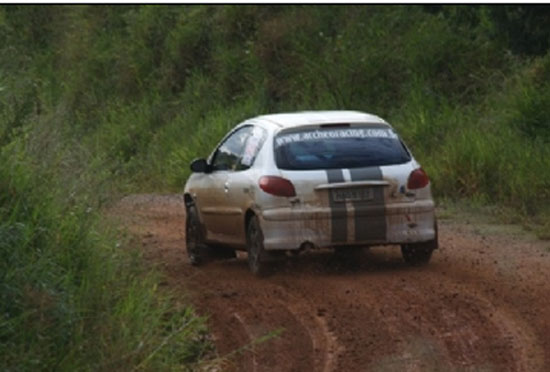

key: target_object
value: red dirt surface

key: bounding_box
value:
[112,194,550,371]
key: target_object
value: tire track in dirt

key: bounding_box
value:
[266,282,345,372]
[110,194,550,371]
[172,260,319,371]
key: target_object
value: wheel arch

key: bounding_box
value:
[244,209,256,234]
[183,193,194,209]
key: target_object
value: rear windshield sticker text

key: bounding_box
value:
[275,128,398,148]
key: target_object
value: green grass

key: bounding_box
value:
[2,4,550,370]
[0,144,212,370]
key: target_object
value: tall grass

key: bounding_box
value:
[0,139,211,370]
[21,5,545,216]
[2,4,550,369]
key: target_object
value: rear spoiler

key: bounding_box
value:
[314,180,389,190]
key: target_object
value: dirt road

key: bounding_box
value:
[113,194,550,371]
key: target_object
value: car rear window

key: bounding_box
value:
[274,124,411,170]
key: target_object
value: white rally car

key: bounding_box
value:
[184,111,437,275]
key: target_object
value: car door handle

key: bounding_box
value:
[224,182,230,193]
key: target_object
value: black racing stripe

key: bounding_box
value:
[326,169,347,243]
[349,167,382,181]
[349,167,387,242]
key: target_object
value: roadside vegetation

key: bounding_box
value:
[0,149,212,370]
[1,5,549,369]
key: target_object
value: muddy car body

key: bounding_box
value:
[184,111,438,274]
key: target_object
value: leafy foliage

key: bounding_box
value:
[2,4,550,369]
[0,139,211,371]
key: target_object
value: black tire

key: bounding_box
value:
[401,242,434,265]
[401,220,438,266]
[185,205,208,266]
[246,215,269,276]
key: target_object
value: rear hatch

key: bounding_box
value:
[274,123,416,243]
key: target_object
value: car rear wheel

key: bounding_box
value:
[401,242,434,265]
[185,205,208,266]
[401,220,438,265]
[246,215,268,276]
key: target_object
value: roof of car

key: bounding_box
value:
[253,110,389,128]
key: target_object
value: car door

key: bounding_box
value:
[199,126,254,243]
[222,126,268,245]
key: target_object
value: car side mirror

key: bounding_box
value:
[190,158,210,173]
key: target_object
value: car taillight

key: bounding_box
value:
[259,176,296,197]
[407,168,430,189]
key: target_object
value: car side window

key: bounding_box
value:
[211,126,254,171]
[237,126,267,171]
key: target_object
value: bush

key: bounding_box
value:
[3,5,550,368]
[0,143,211,370]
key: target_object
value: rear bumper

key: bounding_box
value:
[260,200,436,250]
